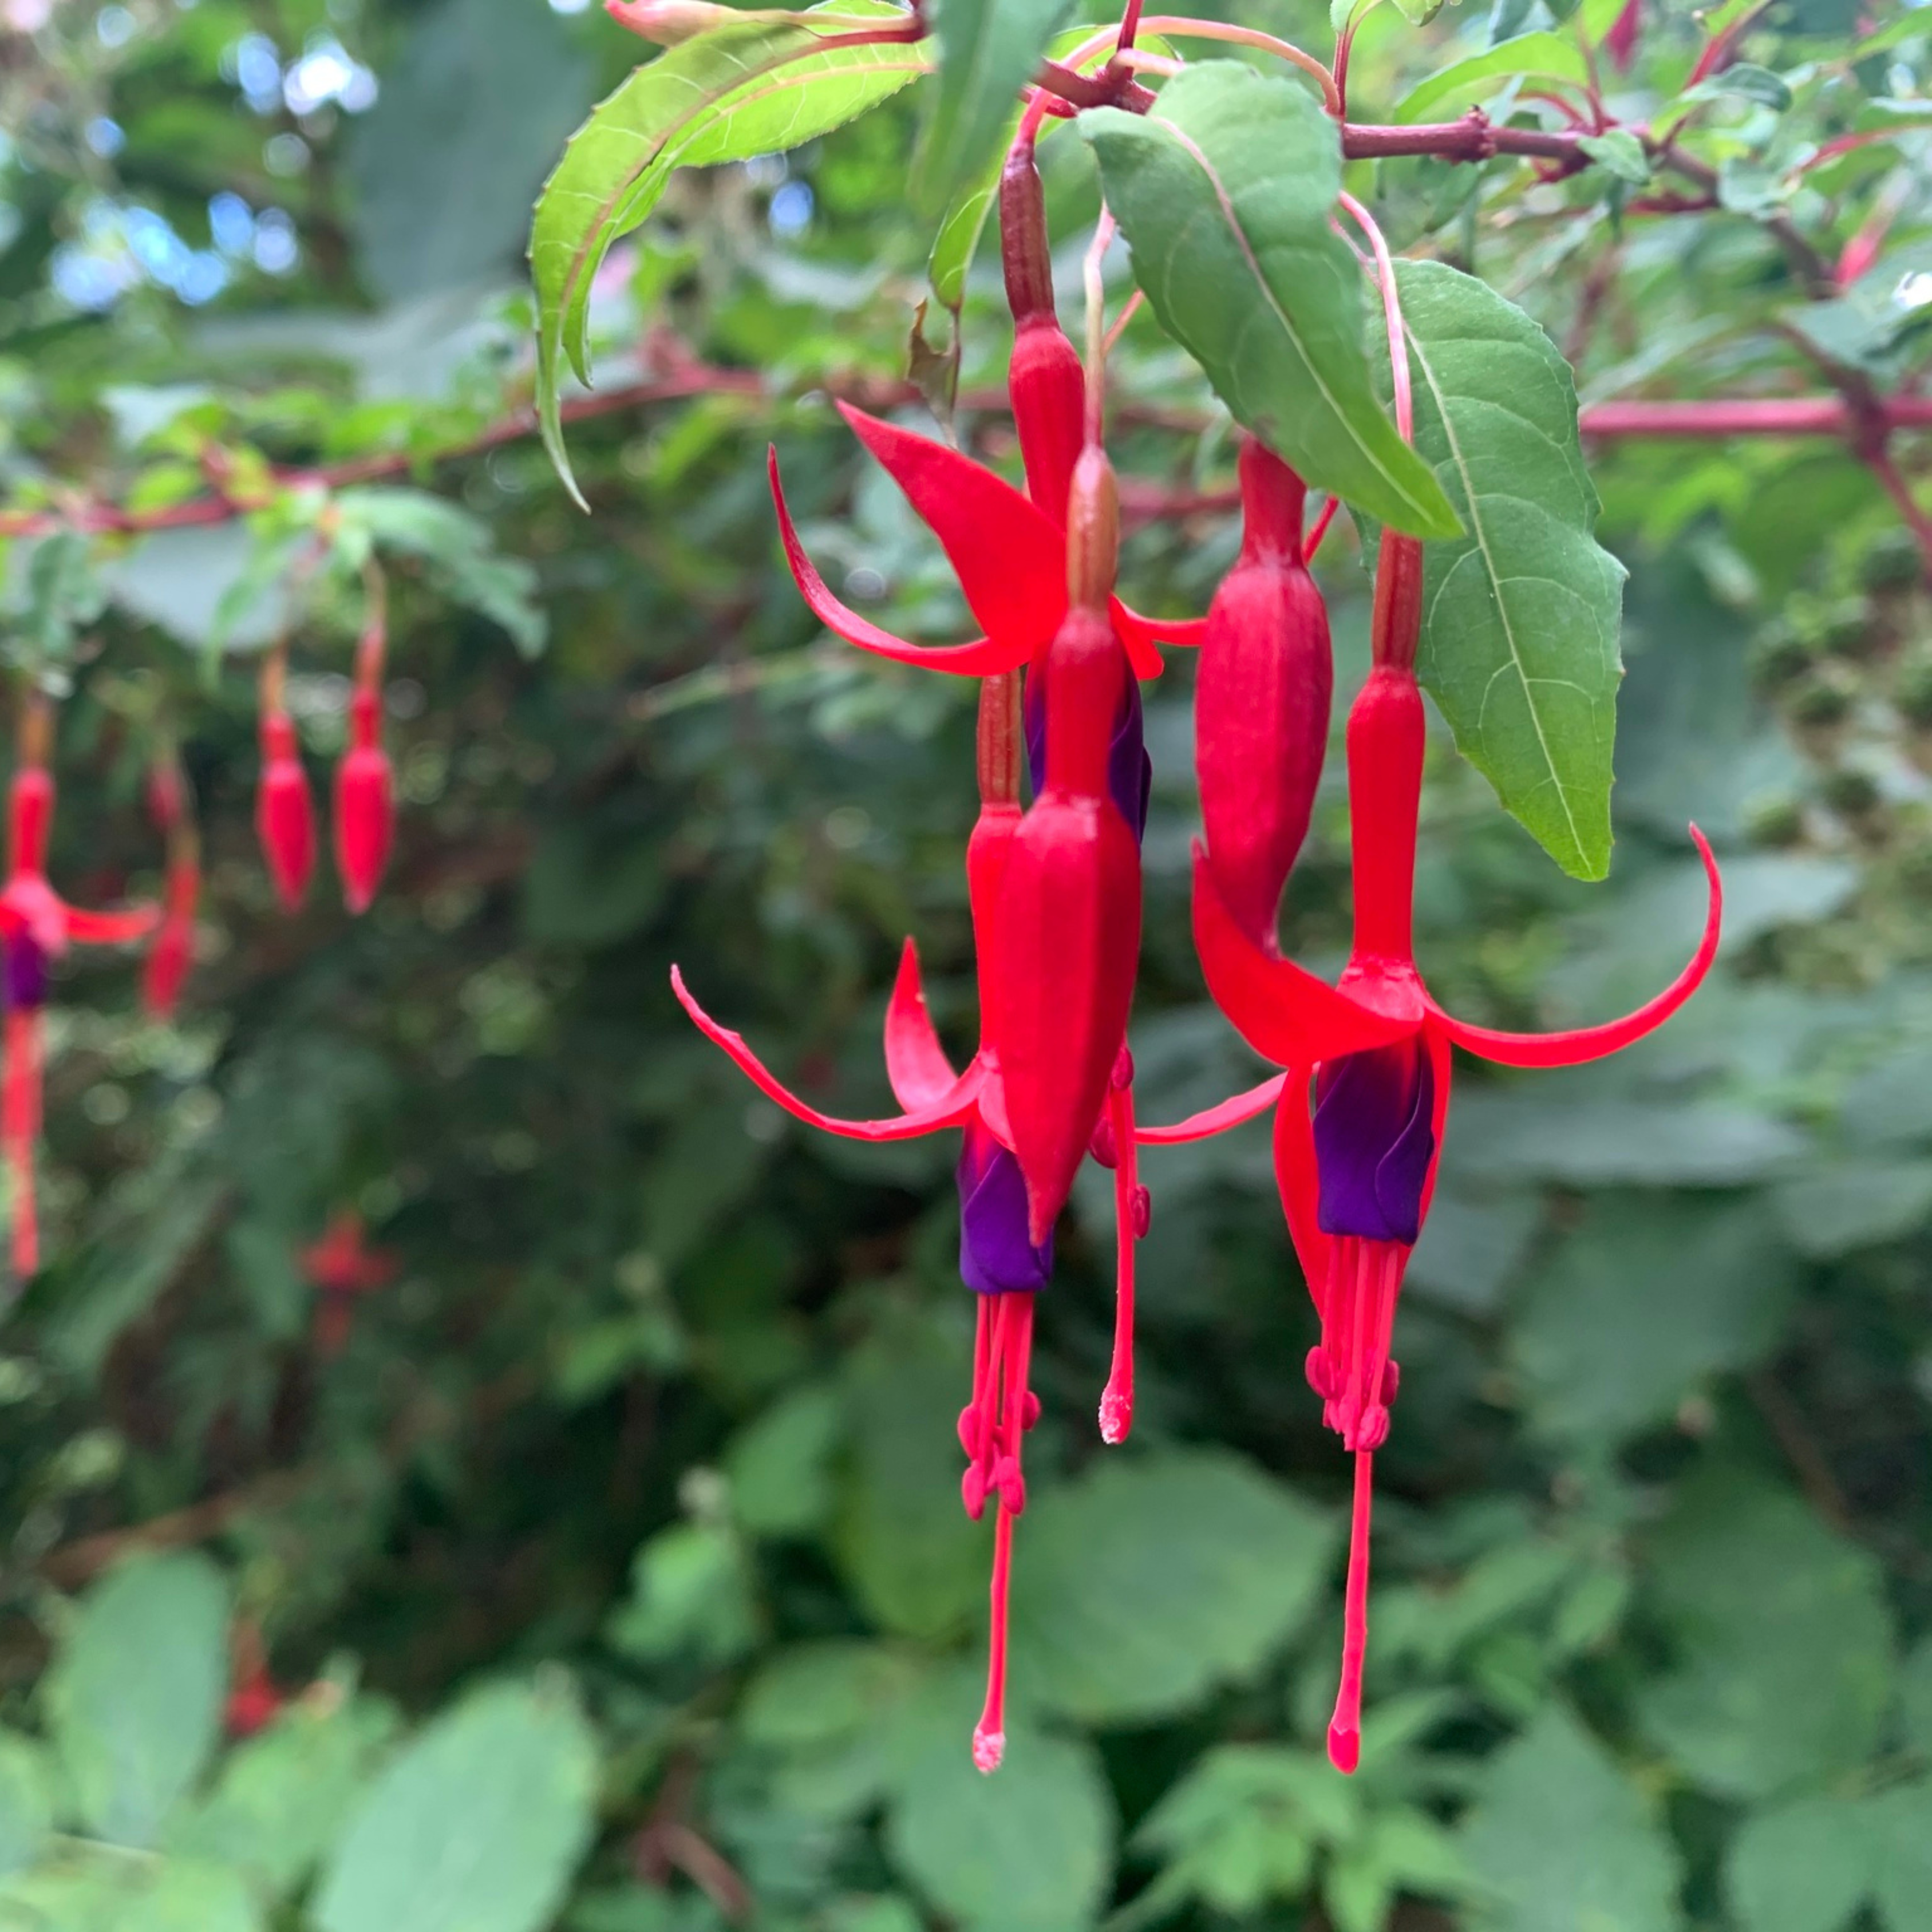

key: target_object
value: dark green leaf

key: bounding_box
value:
[1393,33,1590,124]
[1368,260,1625,878]
[1082,64,1460,539]
[1728,1795,1871,1932]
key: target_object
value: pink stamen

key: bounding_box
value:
[1100,1077,1139,1444]
[973,1502,1014,1772]
[5,1008,39,1280]
[1327,1447,1374,1774]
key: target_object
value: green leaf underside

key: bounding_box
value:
[912,0,1069,219]
[1370,259,1623,879]
[531,2,926,503]
[1393,31,1591,124]
[1083,64,1461,540]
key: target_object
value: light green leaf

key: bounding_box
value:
[1871,1780,1932,1932]
[1460,1705,1681,1932]
[1728,1795,1872,1932]
[1511,1193,1797,1442]
[910,0,1068,217]
[168,1693,401,1898]
[1899,1635,1932,1758]
[726,1381,844,1536]
[1368,259,1624,878]
[311,1681,598,1932]
[1009,1447,1334,1725]
[1578,128,1652,184]
[1082,64,1460,539]
[530,3,926,503]
[1393,32,1590,124]
[1638,1473,1895,1799]
[45,1553,228,1849]
[120,1862,264,1932]
[928,137,1007,311]
[606,1522,758,1665]
[886,1696,1114,1932]
[0,1735,52,1879]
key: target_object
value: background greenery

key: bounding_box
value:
[0,0,1929,1927]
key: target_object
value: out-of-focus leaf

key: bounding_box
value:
[348,0,591,303]
[0,1735,52,1878]
[312,1681,597,1932]
[1773,1158,1932,1257]
[726,1382,844,1536]
[1449,1093,1807,1188]
[1728,1795,1871,1932]
[1366,261,1625,879]
[606,1522,758,1665]
[1393,32,1590,123]
[1460,1705,1681,1932]
[1082,65,1460,539]
[1511,1193,1797,1441]
[530,3,926,500]
[1898,1636,1932,1757]
[1870,1780,1932,1932]
[45,1554,229,1848]
[1009,1447,1334,1725]
[911,0,1068,216]
[1638,1474,1895,1799]
[106,525,291,651]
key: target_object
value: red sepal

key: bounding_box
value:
[1007,317,1085,524]
[1430,827,1724,1067]
[671,966,986,1139]
[1136,1071,1287,1144]
[256,712,315,912]
[883,939,960,1111]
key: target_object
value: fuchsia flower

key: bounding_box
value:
[302,1209,400,1356]
[1,707,159,1279]
[1164,531,1724,1772]
[334,684,394,915]
[256,667,316,913]
[141,755,198,1022]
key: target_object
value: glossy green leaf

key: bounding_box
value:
[1082,64,1461,539]
[910,0,1068,218]
[1728,1795,1872,1932]
[1009,1447,1334,1725]
[1460,1705,1681,1932]
[1393,32,1590,124]
[311,1681,598,1932]
[928,135,1008,312]
[1368,259,1625,878]
[1637,1474,1895,1799]
[530,2,927,502]
[45,1554,229,1849]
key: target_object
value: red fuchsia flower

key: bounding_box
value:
[223,1622,285,1738]
[141,755,199,1022]
[1194,437,1334,950]
[302,1210,399,1356]
[1165,530,1723,1773]
[1,703,159,1281]
[335,595,396,915]
[256,652,315,913]
[1603,0,1642,69]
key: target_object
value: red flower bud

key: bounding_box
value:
[9,769,51,879]
[256,711,315,912]
[989,607,1140,1243]
[334,688,394,914]
[1195,440,1333,948]
[142,867,197,1021]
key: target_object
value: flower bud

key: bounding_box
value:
[1195,440,1333,948]
[256,711,315,912]
[604,0,736,41]
[334,688,394,915]
[1065,447,1119,617]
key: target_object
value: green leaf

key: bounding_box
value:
[1638,1473,1895,1799]
[120,1862,264,1932]
[911,0,1068,218]
[1578,129,1652,184]
[1898,1635,1932,1758]
[606,1522,758,1665]
[1009,1447,1334,1725]
[885,1693,1115,1932]
[530,4,927,503]
[45,1553,228,1848]
[726,1382,844,1536]
[1510,1194,1797,1442]
[1773,1158,1932,1258]
[1392,33,1590,124]
[1082,64,1460,540]
[1870,1780,1932,1932]
[1367,259,1625,878]
[1728,1795,1872,1932]
[1460,1705,1681,1932]
[928,147,1005,312]
[168,1693,401,1898]
[313,1681,597,1932]
[0,1735,52,1879]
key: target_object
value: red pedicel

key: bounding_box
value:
[334,687,394,914]
[257,709,315,912]
[1195,439,1334,949]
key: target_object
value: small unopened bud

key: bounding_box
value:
[999,138,1056,326]
[605,0,736,42]
[1065,446,1119,614]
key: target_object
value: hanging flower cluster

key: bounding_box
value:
[673,116,1724,1774]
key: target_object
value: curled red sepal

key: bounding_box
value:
[1136,1071,1287,1144]
[335,688,395,915]
[1428,828,1724,1066]
[883,939,962,1109]
[671,963,987,1140]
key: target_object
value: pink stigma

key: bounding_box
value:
[972,1725,1006,1773]
[1327,1722,1360,1775]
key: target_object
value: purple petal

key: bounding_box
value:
[957,1121,1053,1293]
[1024,671,1150,841]
[1313,1043,1434,1244]
[4,935,48,1012]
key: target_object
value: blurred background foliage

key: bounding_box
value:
[0,0,1930,1928]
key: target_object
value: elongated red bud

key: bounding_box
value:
[1001,130,1086,520]
[334,688,394,914]
[989,607,1141,1242]
[143,855,198,1021]
[1195,441,1333,948]
[9,769,52,878]
[256,712,315,912]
